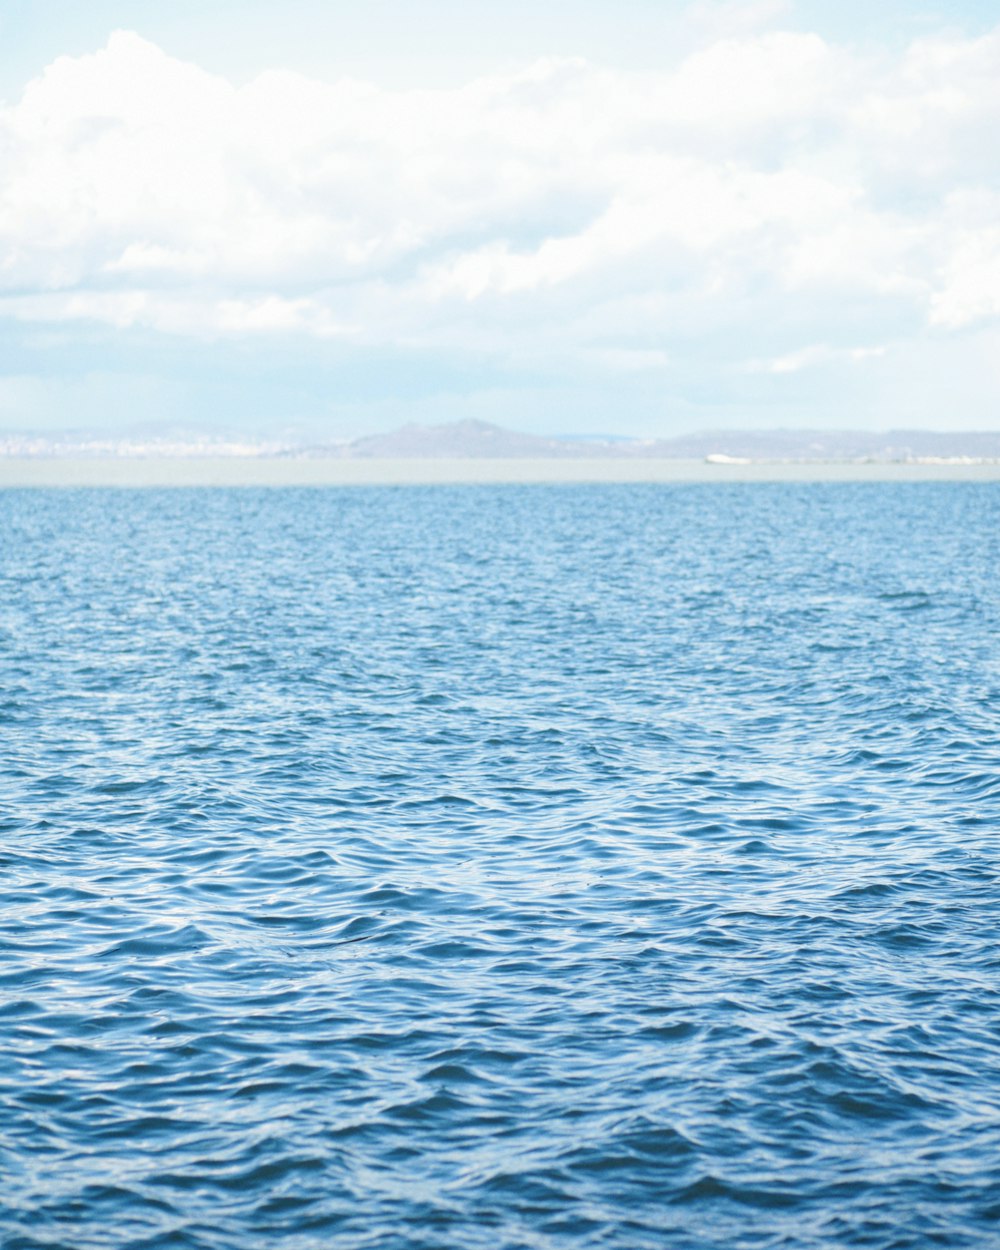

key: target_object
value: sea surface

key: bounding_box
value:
[2,483,999,1250]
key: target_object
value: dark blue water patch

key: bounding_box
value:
[1,482,1000,1249]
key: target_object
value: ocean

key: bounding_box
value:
[2,482,999,1249]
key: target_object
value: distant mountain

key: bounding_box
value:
[334,421,1000,462]
[4,421,1000,461]
[642,429,1000,462]
[344,419,612,459]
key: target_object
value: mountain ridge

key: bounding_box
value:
[279,420,1000,462]
[4,420,1000,461]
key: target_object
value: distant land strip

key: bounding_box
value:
[3,458,1000,489]
[3,419,1000,466]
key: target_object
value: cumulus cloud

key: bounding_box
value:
[2,23,1000,375]
[750,343,889,374]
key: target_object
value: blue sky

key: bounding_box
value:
[4,0,999,95]
[2,1,1000,440]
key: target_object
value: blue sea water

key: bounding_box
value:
[2,482,1000,1250]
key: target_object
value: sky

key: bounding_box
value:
[2,0,1000,441]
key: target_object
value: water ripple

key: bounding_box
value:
[1,483,999,1248]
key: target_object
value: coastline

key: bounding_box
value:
[1,455,1000,488]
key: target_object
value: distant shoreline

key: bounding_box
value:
[2,457,1000,487]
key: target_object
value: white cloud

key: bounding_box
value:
[2,23,1000,372]
[753,343,889,374]
[930,229,1000,328]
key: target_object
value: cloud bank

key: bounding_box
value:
[2,22,1000,432]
